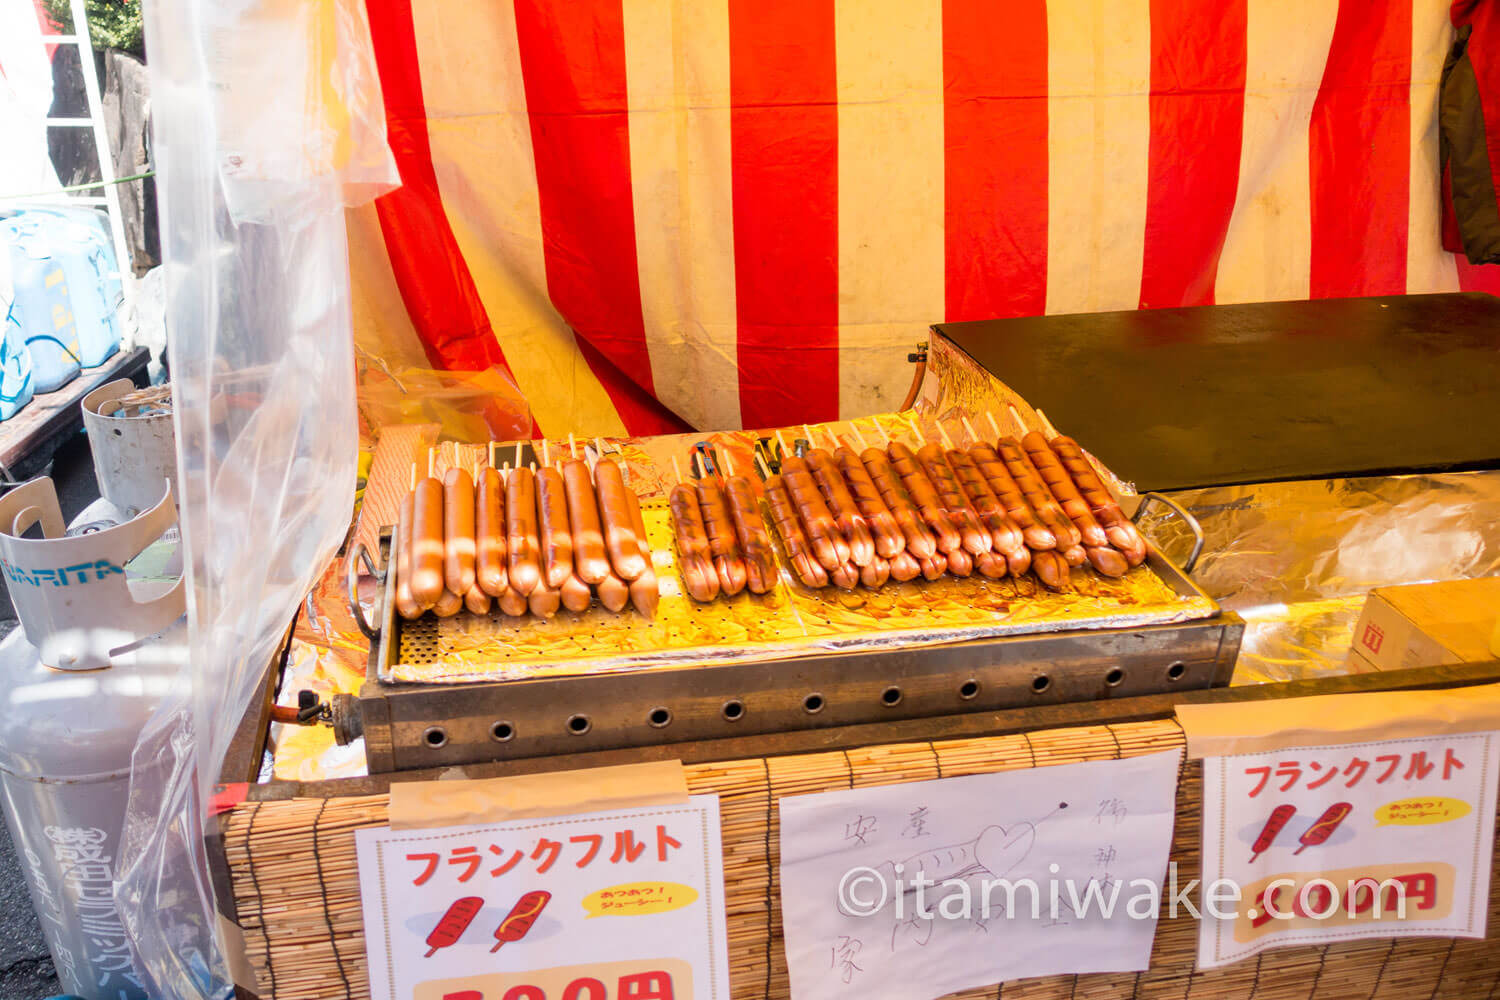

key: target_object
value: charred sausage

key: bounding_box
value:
[860,447,937,558]
[946,448,1026,556]
[887,442,962,554]
[1021,432,1108,548]
[669,484,720,602]
[764,474,830,588]
[1048,435,1149,566]
[725,475,778,595]
[697,478,748,597]
[968,443,1057,551]
[780,455,850,570]
[995,438,1081,550]
[807,447,876,566]
[834,446,904,559]
[916,443,992,555]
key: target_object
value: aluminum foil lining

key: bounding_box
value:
[1137,471,1500,684]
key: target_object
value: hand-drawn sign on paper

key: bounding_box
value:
[778,751,1181,1000]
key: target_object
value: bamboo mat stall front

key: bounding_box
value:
[219,714,1500,1000]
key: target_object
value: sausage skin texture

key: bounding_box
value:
[1049,435,1149,566]
[1085,545,1130,578]
[535,467,575,589]
[764,475,830,588]
[860,447,938,558]
[561,459,610,584]
[725,475,778,594]
[410,476,447,608]
[887,442,963,553]
[668,484,720,602]
[620,486,660,617]
[830,560,860,591]
[433,588,464,618]
[596,571,631,613]
[1021,432,1109,548]
[889,549,922,582]
[475,467,509,596]
[916,443,992,555]
[780,455,851,570]
[1062,544,1088,568]
[697,479,748,596]
[807,448,877,566]
[995,438,1082,550]
[505,467,542,596]
[395,492,425,619]
[834,447,904,559]
[947,448,1027,555]
[594,459,647,580]
[968,443,1056,551]
[1031,549,1071,592]
[859,555,891,589]
[527,582,561,619]
[974,550,1008,580]
[498,587,529,618]
[463,583,492,616]
[559,573,593,613]
[442,467,477,597]
[918,553,948,581]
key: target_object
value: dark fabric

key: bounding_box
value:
[1443,16,1500,262]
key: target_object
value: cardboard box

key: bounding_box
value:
[1346,576,1500,672]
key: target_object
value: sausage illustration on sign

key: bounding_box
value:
[1249,804,1297,863]
[424,895,485,957]
[492,890,552,952]
[1294,803,1353,855]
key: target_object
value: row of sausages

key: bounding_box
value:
[395,451,658,620]
[668,422,1148,598]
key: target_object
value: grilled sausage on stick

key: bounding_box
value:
[940,421,1025,558]
[987,414,1081,551]
[562,435,610,585]
[856,424,937,558]
[760,452,830,589]
[442,451,477,597]
[619,472,660,617]
[475,444,508,597]
[886,438,962,554]
[669,455,719,603]
[534,441,574,588]
[962,416,1055,551]
[1030,548,1071,592]
[591,438,647,581]
[1039,419,1148,567]
[505,444,542,596]
[1019,429,1108,549]
[395,471,425,619]
[410,450,447,608]
[775,431,850,571]
[804,424,876,566]
[910,417,991,556]
[721,451,777,595]
[832,429,904,559]
[694,452,748,597]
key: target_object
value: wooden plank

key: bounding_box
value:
[0,346,149,477]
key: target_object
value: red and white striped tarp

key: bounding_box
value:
[349,0,1500,438]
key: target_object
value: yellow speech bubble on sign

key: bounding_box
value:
[582,881,699,918]
[1375,797,1471,826]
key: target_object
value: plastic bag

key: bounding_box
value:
[113,0,396,995]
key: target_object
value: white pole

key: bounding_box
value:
[67,0,133,313]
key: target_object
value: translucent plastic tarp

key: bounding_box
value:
[113,0,397,996]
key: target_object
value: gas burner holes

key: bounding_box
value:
[1105,667,1125,687]
[490,721,515,743]
[422,726,448,748]
[566,714,592,735]
[1031,675,1051,694]
[802,693,826,715]
[880,686,903,707]
[721,699,745,721]
[1166,661,1187,681]
[958,679,980,700]
[648,707,672,729]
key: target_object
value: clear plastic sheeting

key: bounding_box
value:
[113,0,396,997]
[1139,472,1500,684]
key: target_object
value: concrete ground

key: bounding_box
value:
[0,430,104,1000]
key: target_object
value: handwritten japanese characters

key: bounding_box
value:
[1198,731,1500,968]
[357,796,729,1000]
[778,752,1180,1000]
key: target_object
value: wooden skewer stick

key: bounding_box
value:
[850,423,870,450]
[937,421,956,450]
[541,439,550,467]
[961,414,981,443]
[514,442,523,471]
[427,448,435,479]
[1008,403,1029,434]
[722,450,736,476]
[487,441,496,469]
[754,450,771,479]
[671,454,685,485]
[1035,408,1060,439]
[876,419,892,445]
[568,433,578,459]
[774,430,790,456]
[906,414,927,443]
[984,410,1003,439]
[802,424,818,449]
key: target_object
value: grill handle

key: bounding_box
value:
[346,540,383,640]
[1131,492,1205,574]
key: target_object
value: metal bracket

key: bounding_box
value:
[346,540,383,640]
[1132,492,1205,574]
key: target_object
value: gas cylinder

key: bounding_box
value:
[0,477,185,1000]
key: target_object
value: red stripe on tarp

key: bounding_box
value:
[366,0,509,374]
[575,336,691,435]
[1309,0,1411,297]
[1138,0,1247,309]
[1455,257,1500,292]
[513,0,659,433]
[943,0,1048,322]
[728,0,840,428]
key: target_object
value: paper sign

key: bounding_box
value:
[1197,731,1500,968]
[356,795,730,1000]
[777,752,1181,1000]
